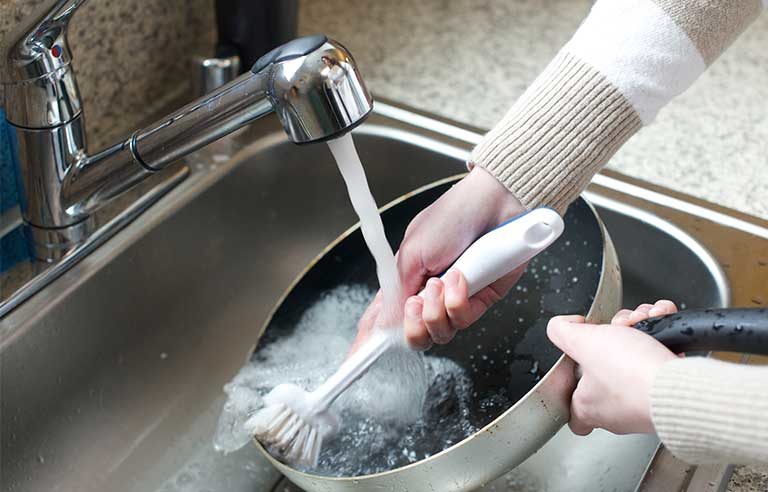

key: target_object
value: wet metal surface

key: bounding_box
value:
[0,109,741,492]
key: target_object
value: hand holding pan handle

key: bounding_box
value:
[633,307,768,355]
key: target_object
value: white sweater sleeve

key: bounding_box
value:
[652,357,768,465]
[470,0,764,213]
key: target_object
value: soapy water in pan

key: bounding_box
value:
[214,227,601,477]
[213,284,474,476]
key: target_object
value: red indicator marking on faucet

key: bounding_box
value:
[51,45,62,58]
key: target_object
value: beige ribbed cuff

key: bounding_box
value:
[651,357,768,465]
[470,51,642,214]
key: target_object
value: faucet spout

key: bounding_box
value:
[60,70,273,220]
[130,70,272,171]
[3,28,372,260]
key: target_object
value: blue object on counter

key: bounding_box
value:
[1,226,28,273]
[1,107,30,272]
[1,107,20,213]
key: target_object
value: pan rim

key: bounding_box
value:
[250,175,609,482]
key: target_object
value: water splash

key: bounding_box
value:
[213,285,475,476]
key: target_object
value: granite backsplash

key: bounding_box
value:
[0,0,216,151]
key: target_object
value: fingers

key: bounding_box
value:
[569,376,605,436]
[545,315,588,359]
[568,419,594,436]
[611,309,634,326]
[444,269,475,330]
[404,296,431,351]
[404,267,519,349]
[568,386,595,436]
[626,303,655,325]
[390,174,528,350]
[616,300,679,326]
[649,299,677,317]
[404,278,462,351]
[422,278,455,344]
[555,302,681,437]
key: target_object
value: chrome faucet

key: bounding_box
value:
[2,0,372,261]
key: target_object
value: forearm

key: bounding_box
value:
[472,0,765,213]
[652,357,768,464]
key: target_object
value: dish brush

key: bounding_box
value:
[248,207,564,467]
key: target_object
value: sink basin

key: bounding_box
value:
[0,105,733,492]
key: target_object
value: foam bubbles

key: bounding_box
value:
[213,284,477,477]
[214,285,366,454]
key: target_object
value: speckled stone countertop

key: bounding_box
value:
[730,466,768,492]
[0,0,214,151]
[298,1,768,490]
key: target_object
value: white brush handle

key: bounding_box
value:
[451,207,564,296]
[309,207,565,411]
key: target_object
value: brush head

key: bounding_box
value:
[248,383,339,467]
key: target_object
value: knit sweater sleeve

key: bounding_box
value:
[470,0,765,214]
[470,0,768,465]
[651,357,768,464]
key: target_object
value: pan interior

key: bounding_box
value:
[243,182,603,477]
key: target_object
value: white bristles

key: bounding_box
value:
[247,403,286,436]
[248,383,331,468]
[249,330,400,468]
[273,413,303,450]
[284,425,311,462]
[303,427,321,465]
[251,404,325,467]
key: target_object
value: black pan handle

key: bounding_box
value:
[634,308,768,355]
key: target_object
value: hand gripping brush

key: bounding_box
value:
[247,207,565,467]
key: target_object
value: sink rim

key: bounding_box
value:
[584,191,730,306]
[4,100,764,492]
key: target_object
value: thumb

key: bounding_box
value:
[546,315,601,363]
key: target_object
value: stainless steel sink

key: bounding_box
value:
[3,102,765,492]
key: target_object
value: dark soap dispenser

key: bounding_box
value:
[215,0,299,72]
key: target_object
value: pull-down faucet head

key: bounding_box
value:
[253,34,373,144]
[131,35,373,171]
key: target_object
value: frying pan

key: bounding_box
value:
[250,176,768,491]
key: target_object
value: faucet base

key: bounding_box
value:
[27,218,96,263]
[0,162,189,317]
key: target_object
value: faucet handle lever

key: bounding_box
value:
[7,0,85,71]
[3,0,86,127]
